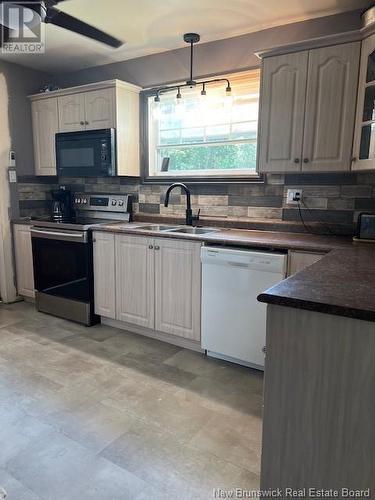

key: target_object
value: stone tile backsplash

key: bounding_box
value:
[16,171,375,235]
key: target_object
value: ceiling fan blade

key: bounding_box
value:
[45,8,123,48]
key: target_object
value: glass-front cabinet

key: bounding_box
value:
[353,33,375,170]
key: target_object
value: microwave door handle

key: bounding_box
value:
[31,228,88,243]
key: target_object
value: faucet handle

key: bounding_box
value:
[192,209,201,224]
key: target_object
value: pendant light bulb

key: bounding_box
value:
[225,84,232,96]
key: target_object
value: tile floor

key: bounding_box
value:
[0,301,263,500]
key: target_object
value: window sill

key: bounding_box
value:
[142,174,264,185]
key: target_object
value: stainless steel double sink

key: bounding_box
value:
[127,224,219,235]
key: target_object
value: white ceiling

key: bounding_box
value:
[0,0,370,74]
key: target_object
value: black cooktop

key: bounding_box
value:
[31,215,125,231]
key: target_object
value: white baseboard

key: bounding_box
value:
[102,317,203,352]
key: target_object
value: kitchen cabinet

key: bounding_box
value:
[115,234,155,329]
[13,224,35,299]
[29,80,141,176]
[287,250,325,277]
[93,231,116,319]
[258,42,360,173]
[58,93,86,132]
[58,88,115,132]
[31,97,59,176]
[84,89,115,130]
[93,232,202,344]
[258,51,308,173]
[155,238,201,341]
[352,34,375,170]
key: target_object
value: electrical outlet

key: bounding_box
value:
[286,189,302,205]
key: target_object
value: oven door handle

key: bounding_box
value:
[31,228,88,243]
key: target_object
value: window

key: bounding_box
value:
[145,69,260,180]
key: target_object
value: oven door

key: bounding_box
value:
[31,228,97,325]
[56,129,116,177]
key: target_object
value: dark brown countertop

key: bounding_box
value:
[258,245,375,322]
[95,223,351,253]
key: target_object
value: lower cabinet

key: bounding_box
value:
[93,231,202,342]
[287,250,325,276]
[93,231,116,319]
[115,234,154,329]
[13,224,35,298]
[154,238,201,341]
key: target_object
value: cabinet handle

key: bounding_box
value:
[148,244,153,249]
[294,158,300,163]
[303,158,309,163]
[80,121,85,125]
[352,157,357,162]
[154,245,160,250]
[262,346,266,354]
[85,121,89,125]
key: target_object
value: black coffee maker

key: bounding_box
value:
[51,187,71,222]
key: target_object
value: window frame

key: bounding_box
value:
[140,71,263,185]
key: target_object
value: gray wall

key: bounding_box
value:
[0,60,50,175]
[55,9,363,89]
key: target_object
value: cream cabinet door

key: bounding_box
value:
[13,224,34,298]
[154,238,201,341]
[93,231,116,319]
[302,42,360,172]
[287,250,325,277]
[84,89,116,130]
[31,98,58,176]
[58,93,85,132]
[115,234,154,328]
[258,51,308,172]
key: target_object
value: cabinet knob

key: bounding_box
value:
[85,121,89,125]
[351,157,357,162]
[303,158,309,163]
[80,121,84,125]
[148,244,153,249]
[262,346,266,354]
[154,245,160,250]
[294,158,300,163]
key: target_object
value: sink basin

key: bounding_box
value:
[168,227,219,235]
[131,224,180,231]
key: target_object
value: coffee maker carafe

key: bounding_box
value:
[51,188,71,222]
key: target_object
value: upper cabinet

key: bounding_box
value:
[352,34,375,170]
[258,42,360,173]
[29,80,141,176]
[58,88,115,132]
[58,93,86,132]
[31,97,59,176]
[258,51,308,172]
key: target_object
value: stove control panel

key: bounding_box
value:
[73,193,130,213]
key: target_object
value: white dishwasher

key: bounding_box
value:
[201,246,287,370]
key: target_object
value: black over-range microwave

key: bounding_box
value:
[56,128,116,177]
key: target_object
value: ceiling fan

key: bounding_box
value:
[0,0,123,48]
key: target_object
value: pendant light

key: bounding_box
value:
[152,33,232,103]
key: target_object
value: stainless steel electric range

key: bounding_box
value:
[31,192,131,326]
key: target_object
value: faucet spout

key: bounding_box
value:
[164,183,196,226]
